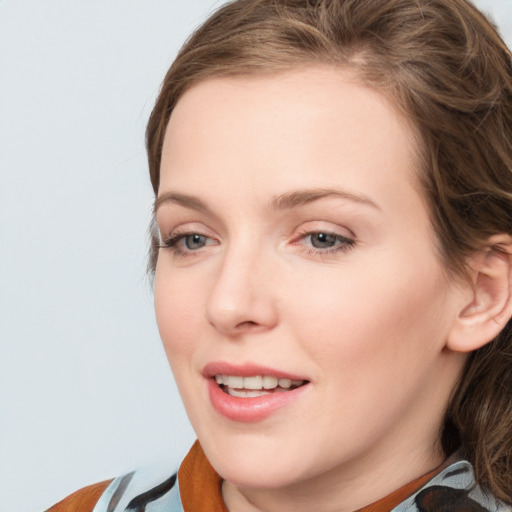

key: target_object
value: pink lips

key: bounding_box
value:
[203,362,309,423]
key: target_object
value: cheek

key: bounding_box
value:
[154,264,205,359]
[154,270,207,418]
[286,251,451,373]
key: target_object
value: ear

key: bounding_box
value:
[447,235,512,353]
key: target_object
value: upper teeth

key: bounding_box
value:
[215,375,304,390]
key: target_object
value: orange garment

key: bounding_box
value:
[178,441,228,512]
[45,479,113,512]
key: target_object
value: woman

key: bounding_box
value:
[48,0,512,510]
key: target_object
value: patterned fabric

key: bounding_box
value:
[391,464,511,512]
[61,444,510,512]
[45,480,113,512]
[415,485,490,511]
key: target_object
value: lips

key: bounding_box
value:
[203,362,310,422]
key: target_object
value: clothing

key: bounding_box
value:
[45,480,113,512]
[46,441,511,512]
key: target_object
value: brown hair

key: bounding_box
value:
[146,0,512,502]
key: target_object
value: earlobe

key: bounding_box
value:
[447,235,512,353]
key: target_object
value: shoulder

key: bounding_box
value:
[394,460,512,512]
[45,480,113,512]
[45,464,181,512]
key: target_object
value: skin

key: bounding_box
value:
[153,68,470,512]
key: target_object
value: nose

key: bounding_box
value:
[205,243,279,337]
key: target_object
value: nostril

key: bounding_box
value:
[236,320,259,329]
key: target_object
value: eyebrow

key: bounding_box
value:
[154,192,210,215]
[154,188,379,214]
[272,188,380,211]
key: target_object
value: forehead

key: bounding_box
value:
[160,67,423,214]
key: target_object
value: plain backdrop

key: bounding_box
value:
[1,1,511,511]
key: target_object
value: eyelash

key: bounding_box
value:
[158,233,215,258]
[158,230,356,258]
[295,230,356,256]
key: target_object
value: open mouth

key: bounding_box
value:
[215,374,308,398]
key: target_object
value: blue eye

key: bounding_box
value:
[301,231,355,254]
[309,232,339,249]
[183,234,207,250]
[159,231,217,257]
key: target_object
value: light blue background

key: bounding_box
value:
[1,1,511,511]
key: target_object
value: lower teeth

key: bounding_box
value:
[226,388,270,398]
[222,385,299,397]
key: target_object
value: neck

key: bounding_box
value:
[222,443,445,512]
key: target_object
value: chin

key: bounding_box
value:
[214,457,307,490]
[198,429,319,490]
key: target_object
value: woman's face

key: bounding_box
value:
[154,68,467,497]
